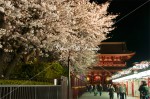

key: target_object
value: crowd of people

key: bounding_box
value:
[86,83,126,99]
[86,81,149,99]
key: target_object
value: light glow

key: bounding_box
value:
[112,70,150,82]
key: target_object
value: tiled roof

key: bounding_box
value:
[97,42,132,54]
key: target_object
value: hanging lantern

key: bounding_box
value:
[106,76,111,81]
[87,77,90,81]
[94,75,101,81]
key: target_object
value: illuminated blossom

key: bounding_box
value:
[0,0,117,72]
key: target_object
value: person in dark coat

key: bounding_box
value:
[123,84,127,99]
[109,85,115,99]
[116,84,120,99]
[139,81,149,99]
[97,84,103,96]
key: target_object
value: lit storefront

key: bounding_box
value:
[112,61,150,97]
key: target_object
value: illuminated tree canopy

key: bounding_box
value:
[0,0,117,77]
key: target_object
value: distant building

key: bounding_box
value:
[86,42,135,84]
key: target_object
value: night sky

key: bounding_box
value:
[96,0,150,67]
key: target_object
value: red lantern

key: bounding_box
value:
[94,76,101,81]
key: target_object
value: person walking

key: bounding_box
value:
[139,81,149,99]
[93,84,98,96]
[103,84,106,91]
[123,84,127,99]
[86,84,89,92]
[106,84,109,92]
[90,84,93,93]
[109,85,115,99]
[119,84,126,99]
[97,84,103,96]
[116,84,120,99]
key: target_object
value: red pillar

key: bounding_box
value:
[148,77,150,87]
[132,80,134,97]
[126,81,128,95]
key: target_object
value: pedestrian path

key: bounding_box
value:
[79,92,139,99]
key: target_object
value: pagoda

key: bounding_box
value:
[86,42,135,84]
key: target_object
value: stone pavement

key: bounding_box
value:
[79,92,140,99]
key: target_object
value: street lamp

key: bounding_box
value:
[67,50,71,99]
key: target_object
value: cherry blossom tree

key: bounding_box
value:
[0,0,117,78]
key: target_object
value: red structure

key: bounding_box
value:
[86,42,135,84]
[71,73,87,99]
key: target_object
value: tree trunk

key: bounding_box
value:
[0,50,8,78]
[4,53,21,79]
[4,48,38,79]
[4,46,24,79]
[0,52,4,77]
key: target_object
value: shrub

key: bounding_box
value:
[12,61,67,80]
[0,80,52,85]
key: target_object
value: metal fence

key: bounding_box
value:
[0,76,68,99]
[0,85,61,99]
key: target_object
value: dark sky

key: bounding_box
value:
[95,0,150,67]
